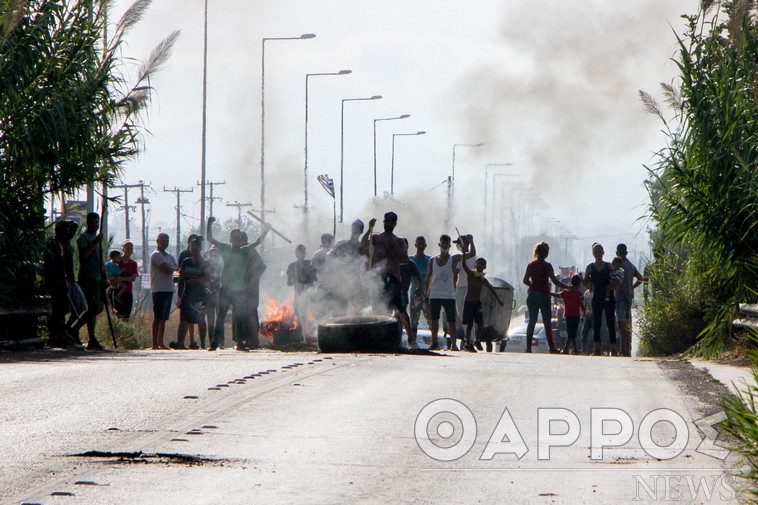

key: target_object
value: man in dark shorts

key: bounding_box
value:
[460,237,504,352]
[426,234,460,351]
[72,212,105,350]
[176,238,208,349]
[207,217,270,351]
[368,211,414,344]
[150,232,178,349]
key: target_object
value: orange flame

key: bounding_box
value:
[261,293,299,337]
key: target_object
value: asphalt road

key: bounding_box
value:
[1,349,744,504]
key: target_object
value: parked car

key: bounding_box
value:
[499,318,564,353]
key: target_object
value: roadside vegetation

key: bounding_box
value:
[640,1,758,498]
[0,0,178,308]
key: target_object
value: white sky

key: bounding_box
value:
[101,0,695,269]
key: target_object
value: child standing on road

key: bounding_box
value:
[580,284,593,354]
[551,274,586,354]
[460,238,504,352]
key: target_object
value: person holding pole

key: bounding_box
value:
[71,212,105,350]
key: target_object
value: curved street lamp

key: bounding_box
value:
[373,114,410,197]
[340,95,382,223]
[260,33,316,221]
[304,69,351,215]
[391,131,426,194]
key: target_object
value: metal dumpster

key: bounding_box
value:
[480,277,515,349]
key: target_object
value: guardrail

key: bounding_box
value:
[0,296,51,343]
[733,303,758,330]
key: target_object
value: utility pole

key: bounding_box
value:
[444,176,452,231]
[199,180,225,221]
[113,182,142,240]
[226,201,253,229]
[134,181,151,275]
[164,186,194,257]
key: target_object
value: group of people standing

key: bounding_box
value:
[285,211,504,353]
[147,217,271,351]
[522,241,645,356]
[44,210,643,357]
[44,212,139,350]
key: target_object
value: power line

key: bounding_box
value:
[112,182,142,240]
[164,186,194,257]
[226,201,253,229]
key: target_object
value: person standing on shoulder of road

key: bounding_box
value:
[202,245,222,348]
[113,240,139,320]
[43,220,78,348]
[584,242,620,356]
[150,232,178,350]
[614,243,646,357]
[72,212,105,350]
[175,238,208,350]
[522,241,568,354]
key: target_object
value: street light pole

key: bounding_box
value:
[484,163,513,242]
[304,70,351,215]
[391,131,426,194]
[373,114,410,197]
[260,33,315,221]
[445,143,484,230]
[199,0,209,243]
[492,172,516,242]
[340,95,382,223]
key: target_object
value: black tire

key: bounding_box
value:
[318,315,401,353]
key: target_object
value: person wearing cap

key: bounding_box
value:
[368,211,414,343]
[613,243,646,357]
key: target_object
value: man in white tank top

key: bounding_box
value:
[426,234,463,351]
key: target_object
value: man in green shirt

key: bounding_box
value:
[206,217,270,351]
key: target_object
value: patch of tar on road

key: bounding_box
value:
[69,450,246,467]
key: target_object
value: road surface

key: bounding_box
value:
[1,348,744,504]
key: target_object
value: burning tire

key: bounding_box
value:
[318,315,401,353]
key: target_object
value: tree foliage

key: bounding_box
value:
[0,0,178,306]
[642,0,758,357]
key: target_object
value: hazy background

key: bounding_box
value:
[76,0,695,290]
